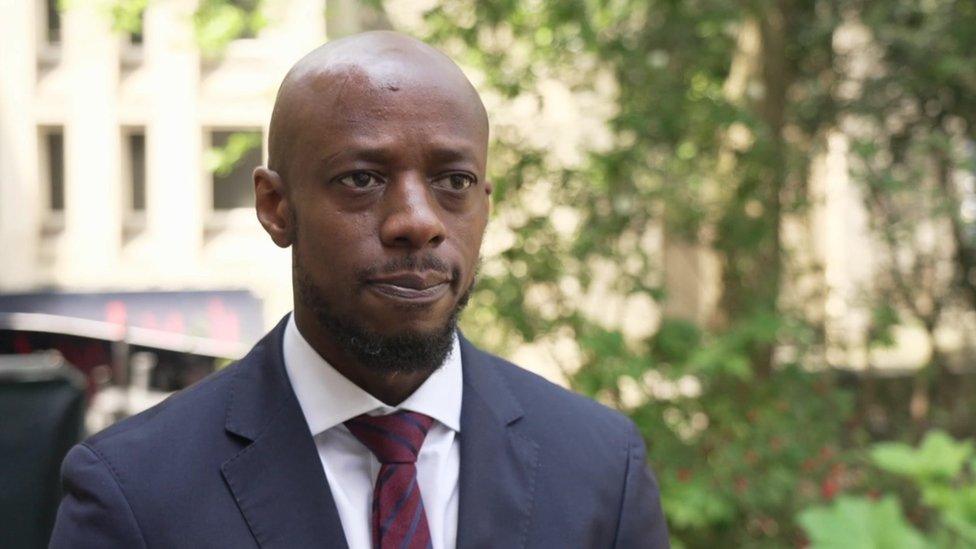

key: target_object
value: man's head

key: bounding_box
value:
[255,31,491,377]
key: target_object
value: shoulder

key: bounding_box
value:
[84,316,289,458]
[52,355,266,546]
[472,344,640,451]
[463,343,669,546]
[78,357,250,491]
[86,359,241,451]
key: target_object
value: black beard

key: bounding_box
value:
[294,255,473,376]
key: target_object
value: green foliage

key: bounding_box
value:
[867,303,900,348]
[798,496,928,549]
[101,0,268,55]
[872,431,973,481]
[845,0,976,437]
[204,132,262,176]
[800,432,976,547]
[418,0,844,545]
[646,365,852,546]
[107,0,146,35]
[650,319,700,364]
[684,312,782,381]
[194,0,267,56]
[663,476,736,530]
[416,0,976,544]
[872,432,976,546]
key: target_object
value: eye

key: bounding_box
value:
[336,172,383,189]
[432,173,476,191]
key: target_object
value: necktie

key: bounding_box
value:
[345,411,435,549]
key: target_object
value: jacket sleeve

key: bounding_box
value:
[613,421,670,548]
[49,443,147,549]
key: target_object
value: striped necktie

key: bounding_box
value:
[345,411,435,549]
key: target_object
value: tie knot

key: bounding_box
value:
[344,411,435,464]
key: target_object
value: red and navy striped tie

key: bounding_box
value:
[345,411,435,549]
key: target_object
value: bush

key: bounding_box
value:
[799,431,976,548]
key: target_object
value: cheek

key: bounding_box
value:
[296,209,375,277]
[452,210,488,262]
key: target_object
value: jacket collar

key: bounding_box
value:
[456,335,539,549]
[221,316,349,548]
[220,318,539,549]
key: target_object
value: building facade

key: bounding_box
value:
[0,0,350,336]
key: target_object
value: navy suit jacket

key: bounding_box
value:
[50,318,669,548]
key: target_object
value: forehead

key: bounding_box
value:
[294,65,487,160]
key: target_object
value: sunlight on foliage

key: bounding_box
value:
[204,132,262,177]
[107,0,146,34]
[194,0,266,56]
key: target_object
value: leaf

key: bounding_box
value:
[193,0,267,56]
[195,4,249,55]
[797,495,929,549]
[871,431,974,481]
[927,484,976,544]
[205,132,262,176]
[943,508,976,546]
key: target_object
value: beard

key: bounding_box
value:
[293,251,473,376]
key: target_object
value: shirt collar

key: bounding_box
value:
[282,313,462,436]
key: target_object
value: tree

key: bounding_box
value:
[416,1,850,545]
[850,0,976,435]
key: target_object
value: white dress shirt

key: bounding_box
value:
[282,314,462,549]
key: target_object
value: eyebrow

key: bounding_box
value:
[321,144,479,167]
[425,146,478,165]
[343,147,396,164]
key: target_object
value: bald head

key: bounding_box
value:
[267,31,489,180]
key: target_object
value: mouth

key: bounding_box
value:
[365,271,453,303]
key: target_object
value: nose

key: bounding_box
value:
[379,175,446,250]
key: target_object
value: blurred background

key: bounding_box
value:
[1,0,975,547]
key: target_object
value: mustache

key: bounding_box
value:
[356,254,456,282]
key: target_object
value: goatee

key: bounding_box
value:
[294,256,473,376]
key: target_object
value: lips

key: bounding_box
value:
[366,271,452,302]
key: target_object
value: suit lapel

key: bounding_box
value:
[220,318,349,549]
[456,336,540,549]
[218,323,539,548]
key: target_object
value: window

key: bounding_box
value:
[129,17,144,46]
[108,2,146,68]
[39,127,65,213]
[44,0,61,45]
[38,0,62,67]
[123,129,147,213]
[207,129,262,211]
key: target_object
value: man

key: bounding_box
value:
[50,31,669,548]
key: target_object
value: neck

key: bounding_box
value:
[293,308,435,405]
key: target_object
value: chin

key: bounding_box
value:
[295,258,474,372]
[370,317,452,340]
[315,303,460,376]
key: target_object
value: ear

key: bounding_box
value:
[254,167,294,248]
